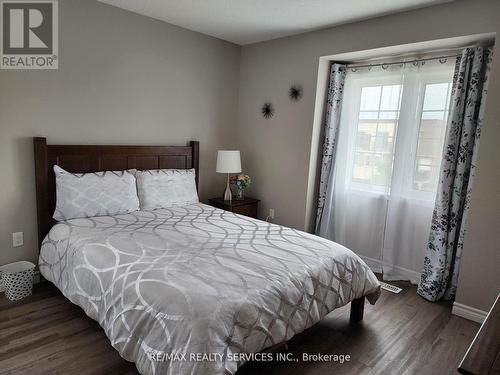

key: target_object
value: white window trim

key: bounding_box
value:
[340,67,454,201]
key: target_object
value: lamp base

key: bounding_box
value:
[223,174,232,202]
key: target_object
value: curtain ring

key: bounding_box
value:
[439,58,448,64]
[350,68,358,72]
[381,64,388,70]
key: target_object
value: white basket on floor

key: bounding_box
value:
[0,261,36,301]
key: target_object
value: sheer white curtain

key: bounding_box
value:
[332,58,455,282]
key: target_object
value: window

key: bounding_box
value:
[341,63,455,199]
[329,57,463,287]
[352,85,401,188]
[413,82,452,192]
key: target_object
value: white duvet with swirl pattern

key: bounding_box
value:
[39,203,380,375]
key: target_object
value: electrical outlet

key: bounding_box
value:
[269,209,275,220]
[12,232,23,247]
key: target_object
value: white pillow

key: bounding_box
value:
[53,165,140,221]
[136,169,198,210]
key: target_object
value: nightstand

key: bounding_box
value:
[208,197,260,219]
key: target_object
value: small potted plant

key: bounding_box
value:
[229,174,251,200]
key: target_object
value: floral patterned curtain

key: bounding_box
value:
[315,63,346,237]
[417,47,493,302]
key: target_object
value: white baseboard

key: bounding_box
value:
[452,302,487,324]
[359,256,383,274]
[359,255,421,285]
[359,255,488,324]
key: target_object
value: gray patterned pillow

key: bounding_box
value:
[53,166,140,221]
[136,169,198,211]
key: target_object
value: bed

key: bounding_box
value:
[33,137,380,375]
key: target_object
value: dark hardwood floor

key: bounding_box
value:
[0,281,479,375]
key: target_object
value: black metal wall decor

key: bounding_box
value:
[289,85,303,101]
[261,102,274,119]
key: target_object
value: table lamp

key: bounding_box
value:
[216,150,241,202]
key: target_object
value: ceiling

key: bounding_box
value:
[98,0,453,45]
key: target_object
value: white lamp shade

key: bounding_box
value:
[216,150,241,173]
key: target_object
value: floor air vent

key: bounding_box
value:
[380,282,402,294]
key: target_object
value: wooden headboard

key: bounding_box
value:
[33,137,199,249]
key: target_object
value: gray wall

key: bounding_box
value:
[0,0,241,266]
[237,0,500,311]
[1,0,498,313]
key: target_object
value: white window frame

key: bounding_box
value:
[342,74,403,196]
[404,72,453,201]
[340,67,453,201]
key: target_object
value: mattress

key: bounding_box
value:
[39,203,380,375]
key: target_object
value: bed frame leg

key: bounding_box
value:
[350,296,365,323]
